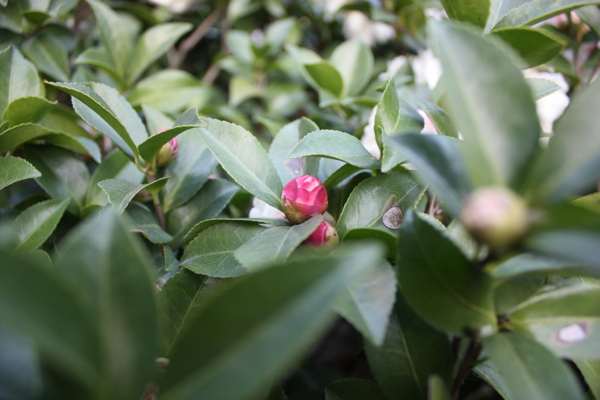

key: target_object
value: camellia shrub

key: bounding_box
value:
[1,0,600,399]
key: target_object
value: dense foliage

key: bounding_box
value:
[1,0,600,399]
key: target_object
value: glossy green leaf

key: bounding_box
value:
[184,218,290,242]
[74,47,126,88]
[365,292,454,400]
[235,215,322,271]
[55,209,158,400]
[342,228,397,260]
[143,104,174,134]
[98,177,169,215]
[431,22,539,190]
[0,156,41,190]
[494,0,600,29]
[481,332,585,400]
[325,379,388,400]
[166,179,239,248]
[12,197,69,253]
[329,39,374,97]
[289,129,381,170]
[397,211,496,336]
[337,171,425,238]
[22,34,70,82]
[182,222,268,277]
[0,46,42,118]
[268,118,320,185]
[85,149,144,211]
[494,275,545,315]
[24,145,90,216]
[440,0,490,27]
[333,259,396,346]
[527,74,600,204]
[415,100,459,138]
[157,268,208,356]
[87,0,132,77]
[304,62,344,98]
[379,102,426,172]
[159,244,382,400]
[127,23,192,84]
[492,252,593,279]
[492,27,566,68]
[507,284,600,359]
[197,117,282,210]
[127,202,173,244]
[138,124,201,163]
[0,250,100,396]
[374,78,401,150]
[527,77,562,100]
[2,96,55,128]
[574,360,600,400]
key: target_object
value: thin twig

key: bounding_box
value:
[452,336,482,400]
[170,5,226,69]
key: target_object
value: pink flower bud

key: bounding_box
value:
[305,221,339,249]
[156,136,179,167]
[281,175,328,224]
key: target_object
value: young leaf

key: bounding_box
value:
[364,292,454,400]
[329,39,374,98]
[197,117,283,209]
[0,156,41,190]
[289,130,381,170]
[181,222,268,278]
[138,124,201,163]
[54,209,158,400]
[430,21,540,190]
[337,171,425,238]
[374,78,401,150]
[0,46,42,117]
[397,211,496,336]
[159,245,383,400]
[481,332,585,400]
[234,215,322,271]
[98,177,169,215]
[440,0,491,27]
[12,197,70,253]
[507,284,600,359]
[324,379,388,400]
[333,259,397,346]
[268,117,320,184]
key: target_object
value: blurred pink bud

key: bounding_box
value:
[155,128,179,166]
[281,175,328,224]
[305,221,339,249]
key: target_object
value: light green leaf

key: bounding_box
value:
[431,21,540,190]
[397,211,497,336]
[304,62,344,98]
[440,0,491,27]
[98,177,169,215]
[139,123,201,163]
[184,218,290,242]
[574,360,600,400]
[492,252,593,279]
[576,5,600,36]
[127,23,192,84]
[527,77,562,100]
[2,96,55,128]
[166,179,239,248]
[159,244,383,400]
[428,376,451,400]
[415,100,459,138]
[492,27,566,68]
[235,215,322,271]
[290,129,381,170]
[197,117,283,210]
[329,39,374,98]
[365,292,454,400]
[143,104,174,134]
[127,202,173,244]
[334,260,396,346]
[22,34,70,82]
[507,284,600,359]
[374,78,401,150]
[325,379,388,400]
[480,332,585,400]
[337,171,425,238]
[74,47,126,88]
[181,222,268,278]
[55,209,158,400]
[0,156,41,190]
[268,117,320,184]
[12,197,70,253]
[494,0,600,29]
[0,47,42,119]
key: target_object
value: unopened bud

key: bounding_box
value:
[156,137,179,167]
[305,221,339,249]
[281,175,328,224]
[461,186,529,250]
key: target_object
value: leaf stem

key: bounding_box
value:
[451,335,482,400]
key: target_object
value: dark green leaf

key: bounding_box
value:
[184,218,290,242]
[431,22,539,190]
[415,100,459,138]
[337,171,425,238]
[494,0,600,29]
[342,228,397,260]
[375,78,400,151]
[0,156,41,190]
[127,202,173,244]
[492,252,592,279]
[12,197,70,253]
[441,0,491,27]
[492,27,566,68]
[181,222,268,278]
[493,275,545,315]
[428,376,451,400]
[574,360,600,400]
[197,117,282,209]
[74,47,125,87]
[0,329,42,400]
[138,124,202,163]
[397,211,497,336]
[325,379,388,400]
[22,34,70,82]
[0,46,42,117]
[99,177,168,215]
[365,292,454,400]
[159,244,383,400]
[289,129,381,170]
[2,96,55,128]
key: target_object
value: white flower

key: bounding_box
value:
[379,56,408,81]
[361,106,381,159]
[411,49,442,89]
[343,11,395,47]
[148,0,195,13]
[523,69,570,133]
[418,110,437,134]
[316,0,350,19]
[249,198,286,220]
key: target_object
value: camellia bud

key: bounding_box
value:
[305,221,339,249]
[460,186,530,250]
[156,137,179,167]
[281,175,328,224]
